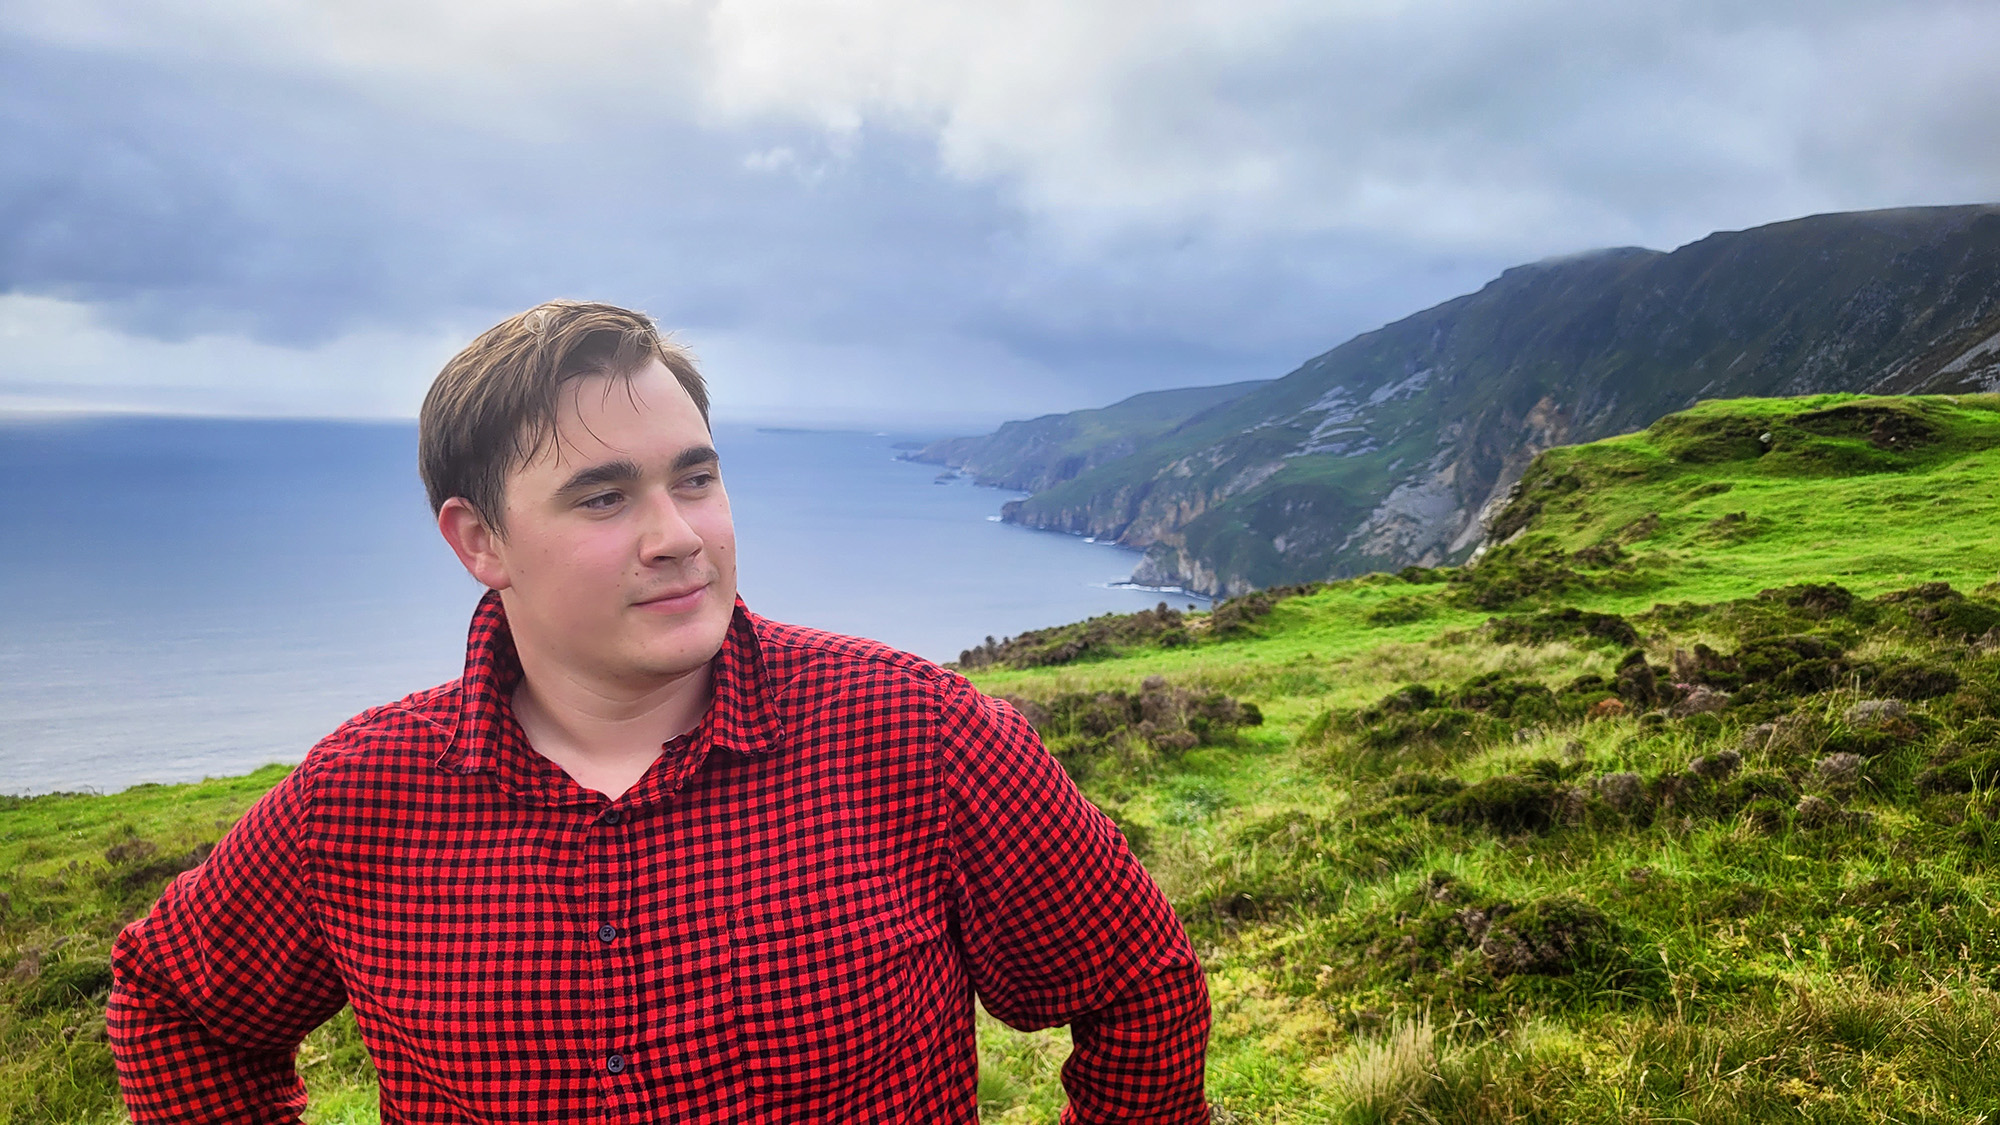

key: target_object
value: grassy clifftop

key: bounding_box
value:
[966,393,2000,1121]
[1472,393,2000,604]
[6,393,2000,1122]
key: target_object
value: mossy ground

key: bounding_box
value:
[7,393,2000,1122]
[0,767,379,1123]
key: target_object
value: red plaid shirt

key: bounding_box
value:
[108,593,1210,1122]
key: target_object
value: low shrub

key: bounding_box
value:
[956,601,1192,669]
[1487,608,1641,649]
[1006,677,1262,781]
[1429,775,1561,834]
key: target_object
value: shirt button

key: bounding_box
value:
[600,808,625,826]
[597,923,618,943]
[606,1053,627,1075]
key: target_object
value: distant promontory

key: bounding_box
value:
[914,204,2000,596]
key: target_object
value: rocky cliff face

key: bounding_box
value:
[907,380,1269,492]
[981,205,2000,595]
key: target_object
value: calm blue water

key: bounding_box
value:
[0,416,1204,794]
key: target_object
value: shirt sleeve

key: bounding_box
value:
[107,759,348,1123]
[936,676,1211,1124]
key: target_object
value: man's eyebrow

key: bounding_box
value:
[672,445,720,472]
[554,446,719,495]
[556,458,642,495]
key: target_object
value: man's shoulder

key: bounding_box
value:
[745,612,965,701]
[236,680,468,830]
[738,612,1041,758]
[300,679,463,772]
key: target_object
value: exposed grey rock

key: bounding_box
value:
[1815,752,1864,787]
[1593,772,1645,812]
[1739,722,1779,753]
[1671,686,1731,718]
[1846,699,1910,725]
[1795,794,1841,828]
[1689,749,1742,781]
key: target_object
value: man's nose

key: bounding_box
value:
[637,491,704,563]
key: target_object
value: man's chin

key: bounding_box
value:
[627,613,733,678]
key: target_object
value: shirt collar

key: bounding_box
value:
[437,589,784,782]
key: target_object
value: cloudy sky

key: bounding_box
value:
[4,0,1998,428]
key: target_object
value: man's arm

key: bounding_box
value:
[108,761,348,1123]
[937,677,1210,1124]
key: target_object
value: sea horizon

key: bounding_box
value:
[0,413,1208,796]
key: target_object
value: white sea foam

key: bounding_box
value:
[1105,581,1212,604]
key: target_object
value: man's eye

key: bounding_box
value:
[580,491,623,510]
[681,472,717,490]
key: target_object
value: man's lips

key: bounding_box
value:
[635,583,708,611]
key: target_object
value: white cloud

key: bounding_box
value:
[695,324,1117,430]
[690,0,2000,252]
[0,294,1097,428]
[0,295,466,417]
[4,0,708,135]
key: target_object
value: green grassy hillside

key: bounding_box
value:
[7,393,2000,1122]
[973,393,2000,1121]
[0,768,380,1124]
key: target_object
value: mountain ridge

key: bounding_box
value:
[926,203,2000,596]
[905,379,1271,493]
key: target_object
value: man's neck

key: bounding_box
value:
[509,653,713,802]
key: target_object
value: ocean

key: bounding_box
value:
[0,416,1205,795]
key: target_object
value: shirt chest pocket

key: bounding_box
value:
[728,870,927,1103]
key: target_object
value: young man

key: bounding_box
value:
[108,301,1211,1122]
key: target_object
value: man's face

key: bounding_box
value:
[479,360,736,690]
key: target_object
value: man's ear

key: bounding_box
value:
[437,497,512,591]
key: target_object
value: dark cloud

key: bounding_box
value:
[3,1,1997,421]
[0,24,1443,412]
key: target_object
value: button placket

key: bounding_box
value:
[593,808,626,949]
[586,804,639,1106]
